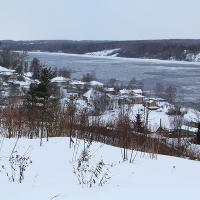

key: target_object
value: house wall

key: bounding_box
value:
[148,102,157,107]
[134,97,144,104]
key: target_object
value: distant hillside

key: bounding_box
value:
[1,39,200,61]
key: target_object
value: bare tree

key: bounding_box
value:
[128,77,137,89]
[169,114,184,145]
[58,68,71,78]
[107,78,117,88]
[0,48,27,72]
[136,81,144,90]
[92,93,110,115]
[192,101,200,144]
[168,90,185,144]
[165,86,177,104]
[154,82,164,98]
[82,72,96,83]
[116,106,132,161]
[30,58,41,79]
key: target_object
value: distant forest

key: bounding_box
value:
[1,39,200,61]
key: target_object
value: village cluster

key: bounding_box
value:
[50,75,167,113]
[0,65,38,106]
[0,64,166,111]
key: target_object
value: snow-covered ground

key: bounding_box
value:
[0,137,200,200]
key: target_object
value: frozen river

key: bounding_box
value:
[28,52,200,103]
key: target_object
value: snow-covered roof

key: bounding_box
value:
[105,88,115,92]
[24,72,33,78]
[119,89,143,95]
[0,66,15,73]
[107,93,119,99]
[51,77,69,83]
[83,88,94,101]
[148,98,167,102]
[147,100,157,103]
[148,106,160,110]
[70,80,85,85]
[134,94,145,98]
[119,89,130,95]
[16,81,30,87]
[90,81,103,86]
[2,82,8,86]
[132,89,143,94]
[119,95,129,99]
[67,92,78,95]
[0,71,13,76]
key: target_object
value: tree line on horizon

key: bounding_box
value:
[1,39,200,61]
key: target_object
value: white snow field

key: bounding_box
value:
[0,137,200,200]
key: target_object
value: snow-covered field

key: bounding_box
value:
[1,137,200,200]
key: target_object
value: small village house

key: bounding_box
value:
[0,66,15,74]
[66,93,79,100]
[51,76,70,87]
[132,94,144,104]
[0,66,17,81]
[90,81,104,89]
[70,80,85,90]
[119,88,144,104]
[104,87,115,95]
[146,100,159,110]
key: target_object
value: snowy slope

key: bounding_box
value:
[0,137,200,200]
[85,49,120,56]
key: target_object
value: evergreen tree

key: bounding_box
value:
[26,67,55,107]
[39,67,55,86]
[25,67,57,145]
[135,113,143,132]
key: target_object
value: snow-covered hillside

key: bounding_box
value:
[186,52,200,62]
[1,137,200,200]
[85,48,120,57]
[101,103,198,132]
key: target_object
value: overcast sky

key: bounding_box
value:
[0,0,200,40]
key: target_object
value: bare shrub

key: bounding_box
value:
[73,142,111,188]
[1,150,32,183]
[0,138,32,183]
